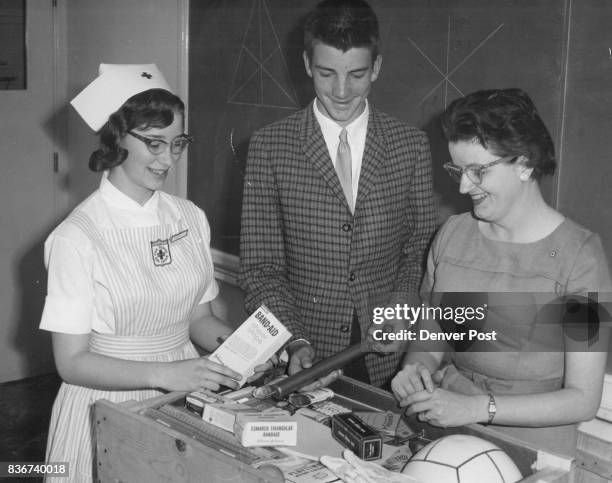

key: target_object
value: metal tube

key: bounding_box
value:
[253,342,369,399]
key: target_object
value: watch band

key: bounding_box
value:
[487,393,497,425]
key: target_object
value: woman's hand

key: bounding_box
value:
[158,357,242,392]
[391,362,436,402]
[401,388,487,427]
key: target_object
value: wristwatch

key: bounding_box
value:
[486,393,497,425]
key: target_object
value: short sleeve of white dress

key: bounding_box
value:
[39,221,95,334]
[192,204,219,305]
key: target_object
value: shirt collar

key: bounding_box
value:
[313,98,369,139]
[99,171,160,213]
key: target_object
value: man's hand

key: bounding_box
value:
[367,317,409,353]
[286,340,315,375]
[246,354,279,383]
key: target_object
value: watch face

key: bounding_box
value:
[487,394,496,423]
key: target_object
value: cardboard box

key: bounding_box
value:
[209,305,291,386]
[202,403,258,433]
[185,391,226,417]
[331,413,382,461]
[234,412,298,447]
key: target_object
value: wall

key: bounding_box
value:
[0,0,57,383]
[0,0,187,384]
[57,0,188,211]
[559,1,612,269]
[558,0,612,372]
[188,0,567,256]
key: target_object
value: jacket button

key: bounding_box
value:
[340,325,350,332]
[349,272,356,281]
[342,223,352,232]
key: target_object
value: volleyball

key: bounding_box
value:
[402,434,522,483]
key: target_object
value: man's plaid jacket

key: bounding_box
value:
[239,102,437,387]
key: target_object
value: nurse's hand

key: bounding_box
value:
[160,357,241,392]
[391,362,435,403]
[287,341,315,375]
[400,388,486,428]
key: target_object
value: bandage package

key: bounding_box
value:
[234,411,298,447]
[209,305,291,386]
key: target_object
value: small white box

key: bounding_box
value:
[201,403,257,433]
[209,305,291,386]
[184,391,226,417]
[234,412,298,447]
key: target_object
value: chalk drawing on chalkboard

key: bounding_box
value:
[229,128,246,179]
[407,17,504,107]
[227,0,299,110]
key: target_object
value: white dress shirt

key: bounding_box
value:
[313,99,369,211]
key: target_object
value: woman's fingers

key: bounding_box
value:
[391,363,434,401]
[417,364,435,392]
[398,389,435,409]
[198,358,241,389]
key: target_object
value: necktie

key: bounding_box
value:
[336,128,353,210]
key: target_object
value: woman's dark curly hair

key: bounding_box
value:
[89,88,184,172]
[441,88,556,180]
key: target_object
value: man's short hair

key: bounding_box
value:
[304,0,380,62]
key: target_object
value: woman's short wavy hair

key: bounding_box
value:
[89,88,184,172]
[441,88,556,180]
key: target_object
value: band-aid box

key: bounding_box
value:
[209,305,291,386]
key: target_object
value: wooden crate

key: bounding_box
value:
[95,392,283,482]
[574,419,612,483]
[94,377,573,482]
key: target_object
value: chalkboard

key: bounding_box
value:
[188,0,568,256]
[558,0,612,268]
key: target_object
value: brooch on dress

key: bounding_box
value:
[150,230,189,266]
[151,239,172,266]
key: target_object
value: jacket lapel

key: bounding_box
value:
[355,107,386,209]
[301,103,351,211]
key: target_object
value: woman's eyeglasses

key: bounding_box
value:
[127,131,193,157]
[443,155,518,185]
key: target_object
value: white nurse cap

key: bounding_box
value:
[70,63,173,131]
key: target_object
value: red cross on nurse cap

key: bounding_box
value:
[70,63,173,132]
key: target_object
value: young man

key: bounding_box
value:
[239,0,437,387]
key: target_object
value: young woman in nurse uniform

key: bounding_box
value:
[40,64,265,481]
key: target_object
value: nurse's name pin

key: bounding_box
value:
[151,239,172,266]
